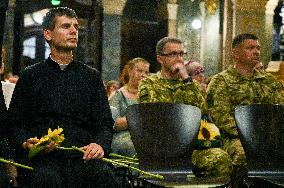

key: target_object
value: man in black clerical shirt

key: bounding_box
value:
[8,7,119,187]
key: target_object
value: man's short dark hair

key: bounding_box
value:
[42,7,77,30]
[232,33,258,49]
[156,37,183,55]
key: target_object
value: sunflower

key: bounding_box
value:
[29,127,65,159]
[197,120,220,140]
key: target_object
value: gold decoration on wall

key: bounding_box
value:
[204,0,217,14]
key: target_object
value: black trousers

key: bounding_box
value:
[18,152,120,188]
[0,165,10,187]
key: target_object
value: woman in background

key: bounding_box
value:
[109,57,150,156]
[106,80,120,100]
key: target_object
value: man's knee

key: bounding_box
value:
[0,167,10,187]
[192,148,233,177]
[223,138,246,166]
[80,160,120,187]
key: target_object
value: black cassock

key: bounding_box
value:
[8,58,118,187]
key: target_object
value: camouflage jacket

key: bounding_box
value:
[207,66,284,138]
[138,72,206,112]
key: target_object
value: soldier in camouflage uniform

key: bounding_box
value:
[207,33,284,185]
[138,37,232,178]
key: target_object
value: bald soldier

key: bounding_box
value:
[207,33,284,185]
[138,37,232,178]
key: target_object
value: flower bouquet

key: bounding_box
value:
[28,127,65,159]
[28,127,164,180]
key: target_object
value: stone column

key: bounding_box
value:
[3,0,16,74]
[101,0,126,81]
[167,0,178,37]
[200,0,222,76]
[199,1,206,66]
[222,0,234,69]
[234,0,270,64]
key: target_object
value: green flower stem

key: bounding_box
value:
[112,159,139,165]
[57,147,138,162]
[109,153,138,161]
[56,146,163,180]
[56,146,84,153]
[102,158,164,180]
[0,158,33,170]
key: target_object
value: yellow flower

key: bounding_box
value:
[34,127,64,147]
[197,120,220,140]
[35,136,49,146]
[47,127,63,138]
[46,127,64,146]
[29,127,65,159]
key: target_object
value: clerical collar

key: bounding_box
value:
[58,64,68,70]
[49,55,72,70]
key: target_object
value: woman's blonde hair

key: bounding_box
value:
[120,57,149,85]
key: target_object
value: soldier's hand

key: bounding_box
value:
[171,63,189,80]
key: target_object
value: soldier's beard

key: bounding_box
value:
[161,63,180,80]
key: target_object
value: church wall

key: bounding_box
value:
[202,10,221,76]
[101,14,121,81]
[177,0,222,77]
[177,0,201,63]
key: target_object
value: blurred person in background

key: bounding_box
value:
[185,60,207,98]
[109,57,150,156]
[106,80,120,100]
[4,72,19,84]
[0,47,16,186]
[1,50,16,109]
